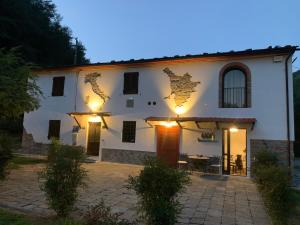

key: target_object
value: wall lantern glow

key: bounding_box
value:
[161,121,177,128]
[229,127,238,133]
[175,106,185,115]
[88,101,101,112]
[89,116,102,123]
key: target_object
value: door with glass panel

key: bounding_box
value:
[222,128,247,176]
[222,129,230,175]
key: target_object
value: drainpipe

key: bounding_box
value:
[285,48,296,170]
[74,71,79,112]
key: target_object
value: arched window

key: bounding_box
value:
[219,62,251,108]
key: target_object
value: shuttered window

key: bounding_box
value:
[48,120,61,139]
[123,72,139,94]
[52,77,65,96]
[122,121,136,143]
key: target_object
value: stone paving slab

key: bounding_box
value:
[0,162,271,225]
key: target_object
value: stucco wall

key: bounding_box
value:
[23,55,294,167]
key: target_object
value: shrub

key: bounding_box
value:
[84,199,137,225]
[255,165,291,225]
[0,134,13,180]
[252,149,292,225]
[251,149,278,176]
[127,158,190,225]
[38,139,87,217]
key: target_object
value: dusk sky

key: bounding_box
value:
[52,0,300,70]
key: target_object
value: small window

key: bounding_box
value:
[52,76,65,96]
[122,121,136,143]
[48,120,61,139]
[123,72,139,94]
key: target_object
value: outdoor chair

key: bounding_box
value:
[208,156,222,175]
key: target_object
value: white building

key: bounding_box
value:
[22,46,297,176]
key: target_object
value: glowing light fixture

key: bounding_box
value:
[161,121,177,128]
[89,116,102,123]
[88,101,101,112]
[229,127,238,133]
[175,106,185,115]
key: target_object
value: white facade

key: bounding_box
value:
[23,48,295,175]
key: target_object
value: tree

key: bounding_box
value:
[0,48,41,119]
[0,0,89,66]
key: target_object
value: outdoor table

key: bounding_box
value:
[188,156,210,171]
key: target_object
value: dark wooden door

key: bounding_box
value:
[156,125,180,167]
[87,122,101,156]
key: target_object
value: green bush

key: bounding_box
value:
[38,140,87,217]
[255,165,291,225]
[127,158,190,225]
[251,149,278,176]
[252,149,292,225]
[0,134,13,180]
[84,199,137,225]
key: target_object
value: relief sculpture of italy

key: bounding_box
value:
[163,67,200,106]
[84,72,110,103]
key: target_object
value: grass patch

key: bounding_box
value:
[0,209,36,225]
[8,155,47,169]
[288,189,300,225]
[0,209,83,225]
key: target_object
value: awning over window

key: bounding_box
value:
[67,112,111,129]
[144,117,256,130]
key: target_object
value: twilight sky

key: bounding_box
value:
[52,0,300,70]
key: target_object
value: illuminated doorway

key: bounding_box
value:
[222,128,247,176]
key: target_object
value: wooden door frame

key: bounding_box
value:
[155,125,181,166]
[86,121,101,156]
[222,128,248,176]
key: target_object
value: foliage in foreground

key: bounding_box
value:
[39,140,87,217]
[0,209,83,225]
[0,134,13,180]
[127,158,190,225]
[0,49,41,120]
[84,199,137,225]
[252,149,291,225]
[288,189,300,225]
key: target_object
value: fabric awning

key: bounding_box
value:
[144,117,256,130]
[67,112,111,129]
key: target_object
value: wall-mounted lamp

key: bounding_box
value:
[89,116,102,123]
[161,121,177,128]
[229,127,238,133]
[175,106,185,116]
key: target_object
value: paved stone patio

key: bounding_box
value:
[0,162,271,225]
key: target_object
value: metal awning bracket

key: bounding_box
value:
[216,122,219,130]
[145,120,153,128]
[100,115,108,129]
[251,122,255,130]
[176,121,182,128]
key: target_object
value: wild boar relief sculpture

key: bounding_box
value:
[163,67,200,106]
[84,72,110,104]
